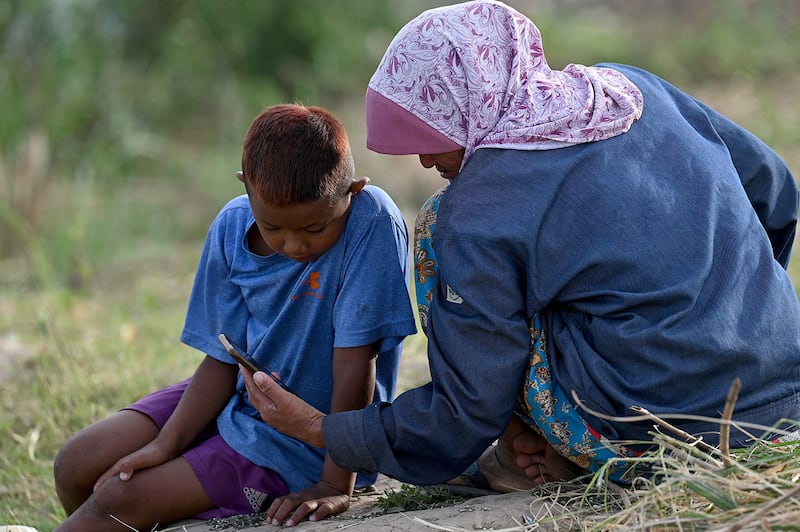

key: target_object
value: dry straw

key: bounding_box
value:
[519,379,800,530]
[417,379,800,531]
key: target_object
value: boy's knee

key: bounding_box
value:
[80,476,140,520]
[53,434,96,490]
[59,479,140,530]
[54,436,81,470]
[53,441,75,487]
[54,439,97,514]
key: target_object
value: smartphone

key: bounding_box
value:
[217,333,292,392]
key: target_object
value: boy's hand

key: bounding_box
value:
[241,367,326,448]
[93,440,174,491]
[266,482,351,526]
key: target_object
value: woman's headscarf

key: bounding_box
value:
[366,0,644,166]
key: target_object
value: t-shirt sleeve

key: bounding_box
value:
[180,209,249,363]
[332,204,416,352]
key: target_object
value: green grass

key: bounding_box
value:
[0,246,431,531]
[2,3,800,526]
[0,249,200,530]
[374,484,469,513]
[0,151,432,530]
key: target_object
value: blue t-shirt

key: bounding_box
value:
[180,185,417,492]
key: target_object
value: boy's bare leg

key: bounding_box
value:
[54,410,160,514]
[54,409,215,530]
[450,416,584,492]
[54,455,213,532]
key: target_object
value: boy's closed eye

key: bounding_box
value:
[261,223,326,234]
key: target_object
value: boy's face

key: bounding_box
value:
[240,175,367,263]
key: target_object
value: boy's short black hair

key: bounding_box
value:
[241,104,355,205]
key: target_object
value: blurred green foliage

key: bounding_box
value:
[0,0,429,288]
[0,3,799,529]
[0,0,798,290]
[0,0,410,182]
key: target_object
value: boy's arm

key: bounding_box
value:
[265,343,379,526]
[95,355,238,488]
[154,355,239,451]
[322,343,379,492]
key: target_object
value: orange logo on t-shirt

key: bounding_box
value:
[292,271,324,300]
[305,271,321,289]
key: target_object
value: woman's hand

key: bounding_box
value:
[241,367,326,447]
[93,440,174,491]
[266,481,351,526]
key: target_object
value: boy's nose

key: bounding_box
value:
[283,236,306,255]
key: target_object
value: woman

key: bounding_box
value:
[244,0,800,525]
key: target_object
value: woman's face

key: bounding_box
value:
[418,149,466,180]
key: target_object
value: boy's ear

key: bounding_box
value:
[349,177,370,194]
[236,171,245,183]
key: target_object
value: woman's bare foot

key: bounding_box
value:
[448,417,585,493]
[511,427,585,484]
[447,444,529,492]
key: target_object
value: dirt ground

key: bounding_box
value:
[166,475,562,532]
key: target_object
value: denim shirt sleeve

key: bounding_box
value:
[323,234,533,484]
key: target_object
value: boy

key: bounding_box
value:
[52,104,417,531]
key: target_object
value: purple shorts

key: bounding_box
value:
[125,379,289,519]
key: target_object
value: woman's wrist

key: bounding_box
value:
[307,412,326,448]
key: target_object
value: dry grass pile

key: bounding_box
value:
[495,382,800,531]
[406,430,800,532]
[514,431,800,531]
[409,380,800,531]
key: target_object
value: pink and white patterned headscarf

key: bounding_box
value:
[366,0,644,165]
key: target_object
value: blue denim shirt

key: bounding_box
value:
[324,64,800,484]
